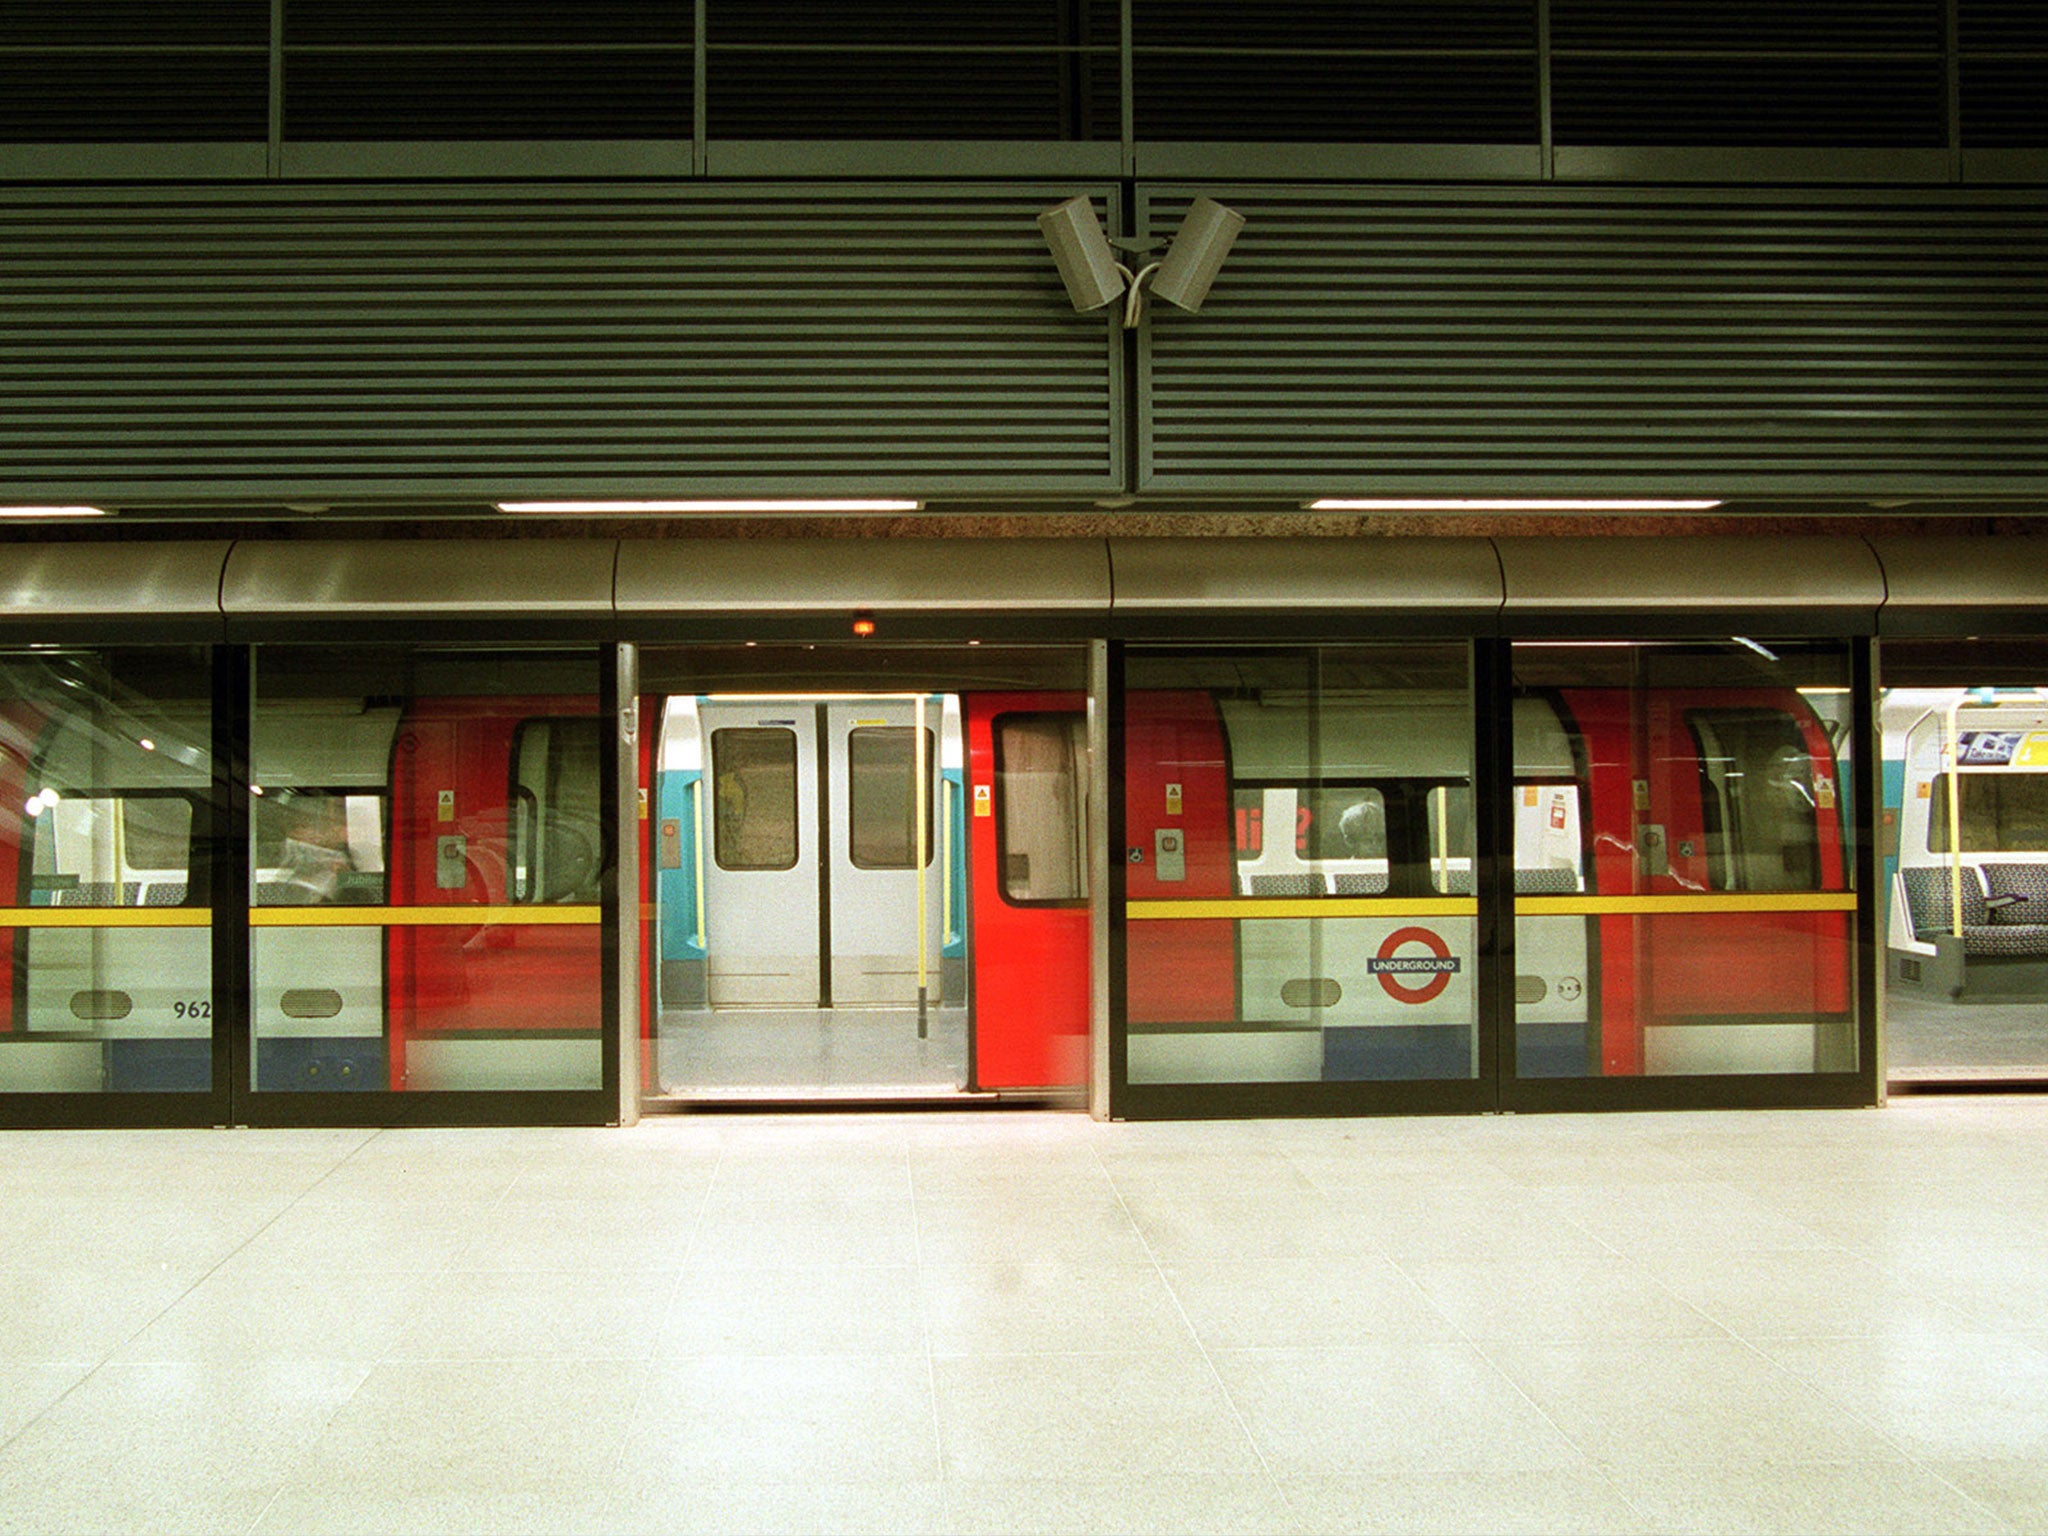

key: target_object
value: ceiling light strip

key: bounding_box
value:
[495,500,924,515]
[1305,499,1725,513]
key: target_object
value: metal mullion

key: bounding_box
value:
[1854,637,1883,1099]
[1473,637,1514,1105]
[267,0,282,178]
[694,0,709,175]
[1945,0,1963,179]
[213,644,252,1123]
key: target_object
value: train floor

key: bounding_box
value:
[6,1100,2048,1533]
[1885,991,2048,1080]
[652,1003,971,1098]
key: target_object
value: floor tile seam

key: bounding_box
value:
[1458,1333,1625,1474]
[1886,1458,2029,1536]
[1147,1240,1290,1497]
[0,1130,381,1456]
[590,1360,657,1534]
[1690,1329,1934,1462]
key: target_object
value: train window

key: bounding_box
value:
[848,726,936,871]
[252,789,386,905]
[1514,783,1586,892]
[1425,785,1473,894]
[1688,709,1823,892]
[995,713,1087,904]
[712,727,799,871]
[510,718,603,903]
[1928,773,2048,853]
[29,791,197,906]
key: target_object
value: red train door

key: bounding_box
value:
[965,693,1090,1091]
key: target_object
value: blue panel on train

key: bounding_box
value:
[1322,1026,1470,1081]
[104,1039,212,1092]
[1515,1023,1592,1078]
[256,1038,384,1091]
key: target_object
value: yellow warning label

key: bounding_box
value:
[1816,778,1837,809]
[437,790,455,823]
[638,786,649,820]
[1633,779,1650,812]
[1166,782,1183,816]
[973,784,992,818]
[1917,782,1932,799]
[1522,786,1539,807]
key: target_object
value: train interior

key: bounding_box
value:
[1881,639,2048,1085]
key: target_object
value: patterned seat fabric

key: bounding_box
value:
[1331,872,1389,896]
[1249,873,1325,897]
[51,882,123,906]
[1900,865,1988,936]
[1515,866,1581,895]
[1962,924,2048,957]
[1986,863,2048,924]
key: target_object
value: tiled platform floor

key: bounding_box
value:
[5,1098,2048,1534]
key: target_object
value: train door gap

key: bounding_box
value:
[636,644,1093,1107]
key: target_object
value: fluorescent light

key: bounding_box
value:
[495,499,924,515]
[0,505,108,518]
[1305,499,1724,513]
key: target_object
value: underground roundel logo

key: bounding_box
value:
[1368,926,1461,1004]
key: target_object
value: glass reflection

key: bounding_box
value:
[0,649,214,1093]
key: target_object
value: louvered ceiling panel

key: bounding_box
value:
[1141,189,2048,498]
[0,186,1120,504]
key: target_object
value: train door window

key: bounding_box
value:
[1,648,215,1098]
[511,718,602,904]
[1688,709,1825,892]
[995,713,1087,903]
[1122,645,1478,1096]
[712,727,798,871]
[847,726,936,871]
[1511,642,1856,1082]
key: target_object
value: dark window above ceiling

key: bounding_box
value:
[0,0,268,141]
[1550,0,1947,149]
[0,0,2041,154]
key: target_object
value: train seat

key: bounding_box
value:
[1900,864,2048,956]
